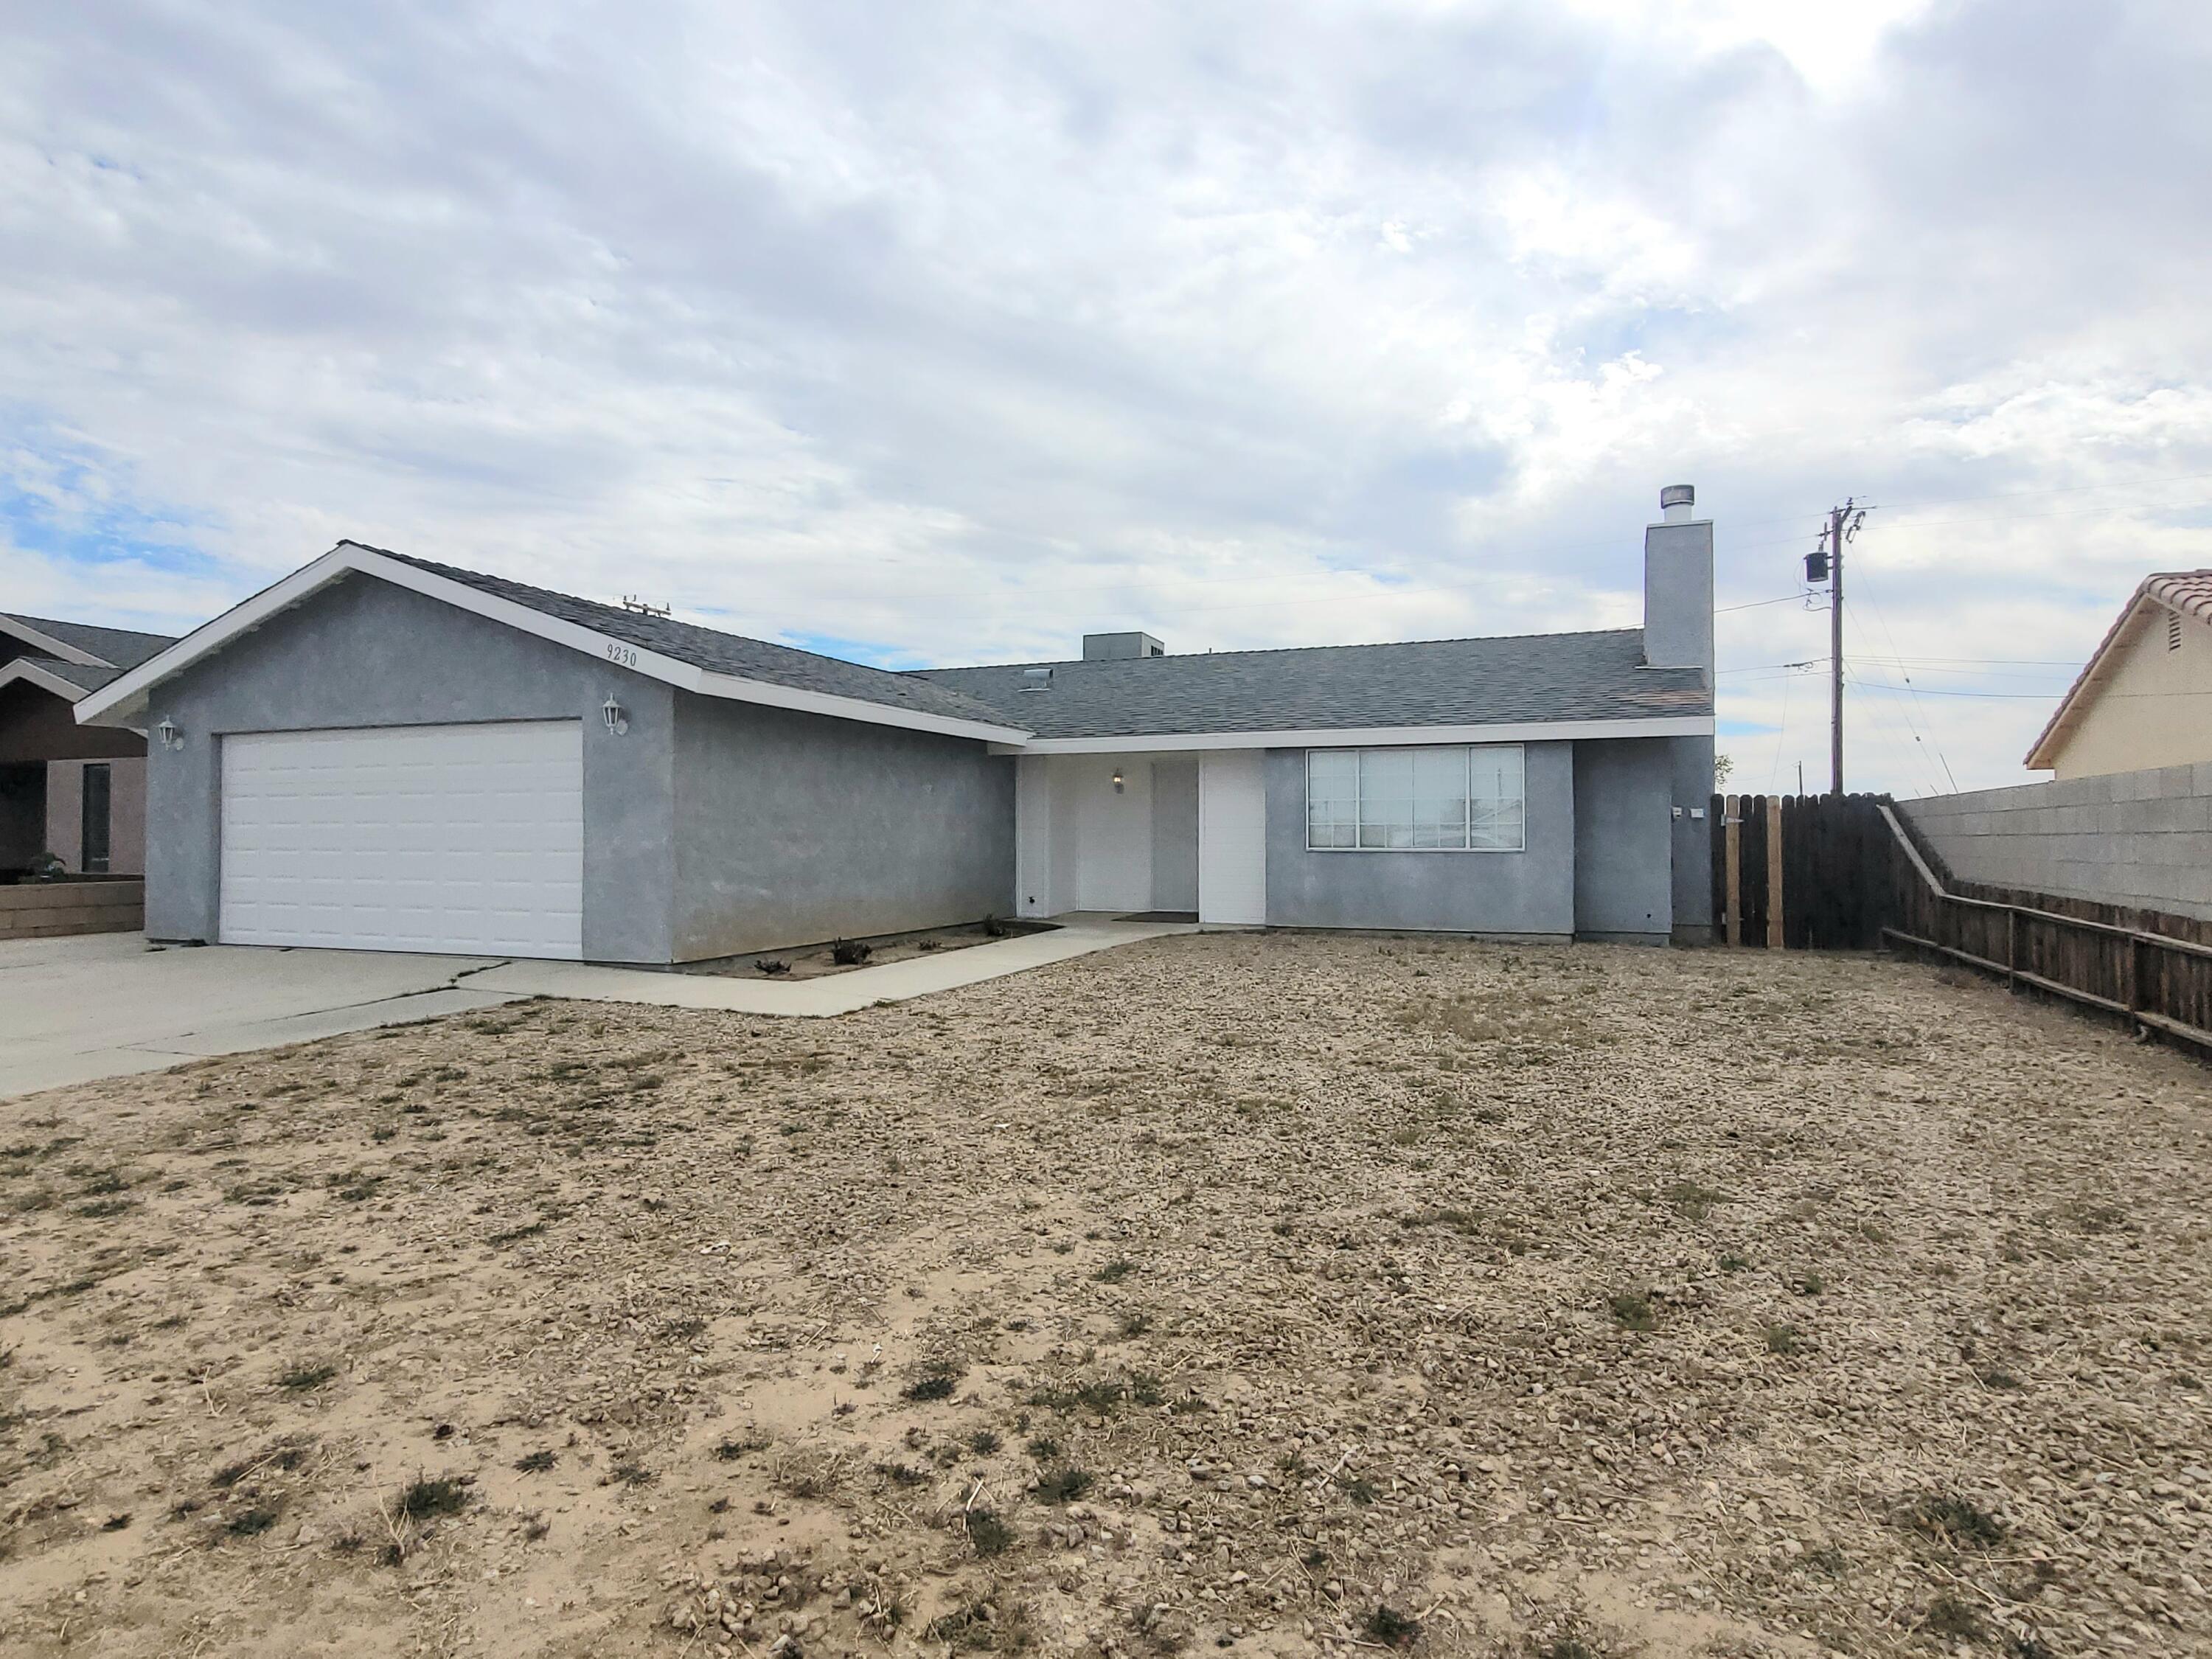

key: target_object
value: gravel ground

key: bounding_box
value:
[2,933,2210,1659]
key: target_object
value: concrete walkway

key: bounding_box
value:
[0,915,1189,1099]
[465,913,1193,1015]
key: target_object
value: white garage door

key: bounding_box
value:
[220,720,584,959]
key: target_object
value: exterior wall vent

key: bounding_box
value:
[2170,611,2185,652]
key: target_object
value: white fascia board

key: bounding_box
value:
[0,658,94,701]
[76,543,1033,745]
[1,661,147,734]
[0,617,108,667]
[988,714,1714,756]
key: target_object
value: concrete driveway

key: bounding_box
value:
[0,915,1194,1099]
[0,933,521,1099]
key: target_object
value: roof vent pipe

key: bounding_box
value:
[1660,484,1696,524]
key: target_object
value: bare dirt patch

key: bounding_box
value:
[2,935,2210,1658]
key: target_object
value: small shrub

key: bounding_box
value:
[1363,1604,1421,1649]
[1765,1324,1804,1355]
[1026,1436,1061,1462]
[400,1476,469,1520]
[1664,1179,1725,1221]
[715,1433,770,1461]
[981,914,1009,938]
[965,1507,1015,1557]
[1906,1493,2007,1549]
[279,1363,338,1391]
[1718,1253,1750,1273]
[967,1429,1002,1455]
[1345,1476,1380,1506]
[902,1359,962,1402]
[1920,1594,1984,1640]
[514,1450,556,1473]
[1609,1291,1657,1332]
[830,939,874,967]
[1792,1271,1826,1297]
[1093,1259,1137,1284]
[1036,1466,1093,1503]
[226,1506,280,1537]
[756,959,791,977]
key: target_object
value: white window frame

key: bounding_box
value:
[1303,744,1527,853]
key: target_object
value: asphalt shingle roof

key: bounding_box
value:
[914,628,1711,740]
[361,546,1021,731]
[1,613,176,669]
[13,659,122,695]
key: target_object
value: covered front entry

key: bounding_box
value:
[0,669,147,880]
[218,720,585,958]
[1012,750,1266,925]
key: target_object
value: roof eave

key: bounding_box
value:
[2023,588,2168,769]
[1,616,112,669]
[74,546,1033,745]
[988,713,1714,755]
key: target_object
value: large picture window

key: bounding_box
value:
[1304,745,1526,852]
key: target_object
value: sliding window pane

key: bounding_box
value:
[1306,750,1359,849]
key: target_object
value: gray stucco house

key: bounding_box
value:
[77,487,1717,961]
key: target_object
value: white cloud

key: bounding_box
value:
[1,0,2208,791]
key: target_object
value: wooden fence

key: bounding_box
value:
[1708,793,1890,950]
[1879,802,2212,1056]
[1709,790,2212,1056]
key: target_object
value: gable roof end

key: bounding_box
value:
[72,543,1032,745]
[2025,569,2212,768]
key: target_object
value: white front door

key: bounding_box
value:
[1197,751,1267,925]
[219,720,584,959]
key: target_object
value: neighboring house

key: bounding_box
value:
[2026,571,2212,779]
[1,613,177,880]
[76,487,1716,961]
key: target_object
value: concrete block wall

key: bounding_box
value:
[1899,762,2212,921]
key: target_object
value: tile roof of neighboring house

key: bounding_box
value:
[1,613,178,670]
[914,627,1711,740]
[2025,568,2212,768]
[366,548,1022,731]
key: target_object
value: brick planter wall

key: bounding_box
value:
[0,879,145,940]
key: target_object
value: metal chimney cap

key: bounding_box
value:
[1659,484,1695,510]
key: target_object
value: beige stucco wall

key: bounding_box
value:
[2049,608,2212,779]
[45,757,147,875]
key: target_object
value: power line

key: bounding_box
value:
[1843,583,1958,792]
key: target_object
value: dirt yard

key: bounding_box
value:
[4,936,2210,1659]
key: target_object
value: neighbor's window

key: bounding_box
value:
[1304,745,1526,852]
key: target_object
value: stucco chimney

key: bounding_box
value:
[1644,484,1713,680]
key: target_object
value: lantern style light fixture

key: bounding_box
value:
[1111,768,1124,793]
[602,695,628,736]
[155,717,183,751]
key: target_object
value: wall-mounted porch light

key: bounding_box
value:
[602,695,628,736]
[155,717,184,751]
[1111,768,1124,793]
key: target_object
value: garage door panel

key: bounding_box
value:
[220,720,583,959]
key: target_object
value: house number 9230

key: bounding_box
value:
[605,642,639,668]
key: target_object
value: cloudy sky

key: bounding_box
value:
[4,0,2208,792]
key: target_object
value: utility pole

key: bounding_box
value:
[1828,504,1845,796]
[1806,500,1866,797]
